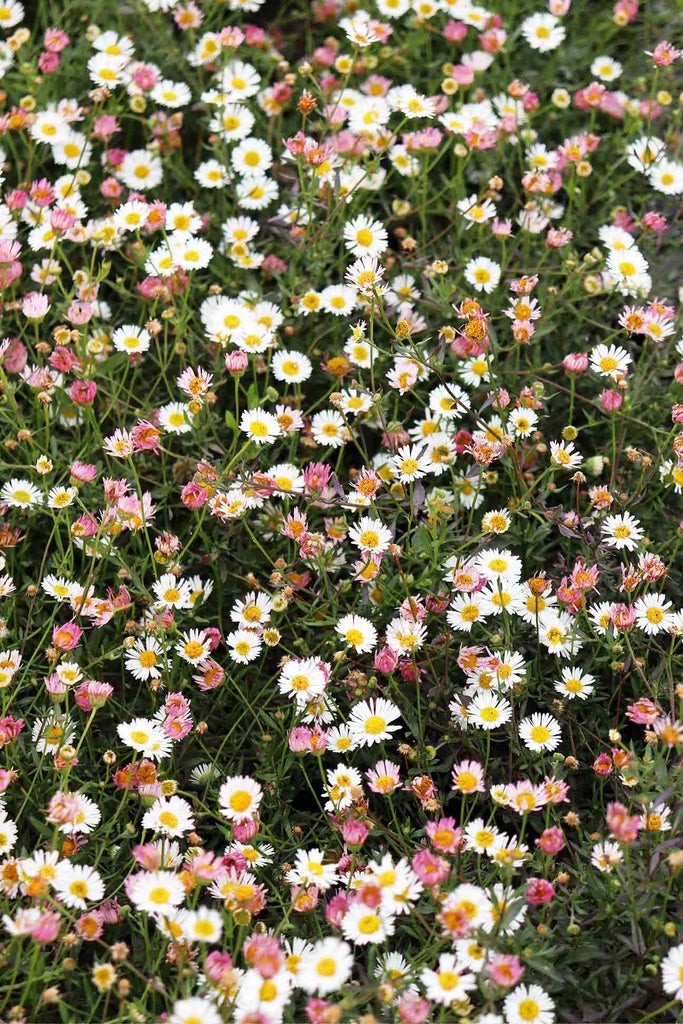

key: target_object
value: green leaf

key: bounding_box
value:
[247,383,260,409]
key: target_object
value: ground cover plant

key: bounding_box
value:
[0,0,680,1020]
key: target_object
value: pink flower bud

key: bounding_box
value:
[601,389,622,411]
[341,819,369,849]
[374,646,398,674]
[225,350,249,374]
[563,352,588,374]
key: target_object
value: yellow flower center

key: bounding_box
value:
[229,791,251,813]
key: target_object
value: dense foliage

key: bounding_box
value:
[0,0,680,1020]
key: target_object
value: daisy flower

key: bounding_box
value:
[468,692,512,730]
[117,718,172,761]
[420,954,476,1006]
[661,943,683,1001]
[129,870,186,914]
[591,55,622,81]
[509,407,539,437]
[231,137,273,176]
[158,403,194,434]
[219,776,262,822]
[463,818,504,856]
[231,591,274,628]
[53,862,105,910]
[601,512,644,551]
[169,999,221,1024]
[348,516,393,554]
[457,194,497,226]
[391,84,437,118]
[142,796,195,838]
[504,984,555,1024]
[58,794,101,835]
[649,159,683,195]
[336,613,378,653]
[634,593,673,634]
[465,256,501,294]
[367,759,401,794]
[482,508,511,535]
[278,658,327,704]
[286,848,339,891]
[521,12,565,51]
[0,478,43,509]
[319,285,358,316]
[341,903,396,946]
[538,610,580,656]
[385,617,427,654]
[451,759,485,794]
[226,629,262,664]
[119,150,163,191]
[480,580,525,617]
[348,697,402,746]
[152,574,193,609]
[429,383,470,419]
[391,444,431,482]
[272,350,312,384]
[182,907,223,944]
[298,938,353,996]
[460,354,491,386]
[112,324,151,355]
[476,548,523,582]
[519,713,562,752]
[311,409,347,447]
[555,666,594,700]
[447,594,487,632]
[343,215,388,256]
[333,394,368,425]
[550,440,583,470]
[606,249,650,292]
[240,409,281,445]
[327,725,357,755]
[175,629,211,665]
[42,574,75,601]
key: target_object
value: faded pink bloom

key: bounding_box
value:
[366,759,401,795]
[593,752,613,776]
[411,849,450,886]
[69,379,97,405]
[626,698,660,725]
[22,292,50,321]
[536,826,565,854]
[490,953,525,987]
[397,992,430,1024]
[52,622,83,651]
[46,791,80,824]
[525,877,556,905]
[233,816,260,842]
[642,210,667,232]
[646,41,680,67]
[70,461,97,483]
[205,951,234,985]
[74,680,113,711]
[425,817,463,853]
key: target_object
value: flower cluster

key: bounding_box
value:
[0,0,679,1021]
